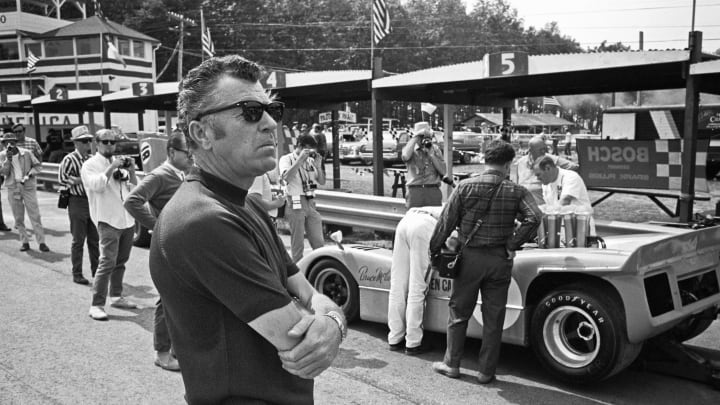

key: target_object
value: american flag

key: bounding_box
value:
[543,96,561,107]
[201,9,215,58]
[202,27,215,58]
[372,0,391,45]
[26,50,39,73]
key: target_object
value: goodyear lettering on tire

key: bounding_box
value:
[544,294,604,323]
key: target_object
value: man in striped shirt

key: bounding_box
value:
[58,125,99,285]
[429,140,541,384]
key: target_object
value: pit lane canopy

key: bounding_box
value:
[691,59,720,95]
[31,90,103,113]
[267,70,371,109]
[0,94,32,113]
[372,50,720,105]
[101,81,179,113]
[466,112,574,129]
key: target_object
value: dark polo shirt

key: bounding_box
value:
[150,170,312,405]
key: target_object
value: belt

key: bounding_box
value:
[407,183,440,188]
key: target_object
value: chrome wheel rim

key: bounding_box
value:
[314,268,350,310]
[543,306,600,368]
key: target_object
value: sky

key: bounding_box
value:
[471,0,720,53]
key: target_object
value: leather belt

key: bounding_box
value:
[407,184,440,188]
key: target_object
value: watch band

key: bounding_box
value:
[323,311,347,342]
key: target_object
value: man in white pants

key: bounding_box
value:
[387,205,443,355]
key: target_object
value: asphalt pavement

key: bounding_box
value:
[1,190,720,404]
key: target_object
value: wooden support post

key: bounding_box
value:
[331,109,341,189]
[371,56,384,196]
[443,104,454,201]
[678,31,702,222]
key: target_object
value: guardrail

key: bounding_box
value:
[39,163,406,232]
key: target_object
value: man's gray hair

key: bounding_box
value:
[177,55,263,140]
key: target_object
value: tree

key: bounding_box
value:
[590,40,631,52]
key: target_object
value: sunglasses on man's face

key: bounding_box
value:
[99,140,116,145]
[194,100,284,123]
[77,139,92,144]
[13,130,23,134]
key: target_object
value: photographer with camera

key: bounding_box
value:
[81,129,138,321]
[0,132,48,251]
[401,122,448,208]
[279,134,326,262]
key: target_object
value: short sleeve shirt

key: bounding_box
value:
[542,168,592,212]
[149,170,312,404]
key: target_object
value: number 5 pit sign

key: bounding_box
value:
[486,52,529,77]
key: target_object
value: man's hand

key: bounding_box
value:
[506,249,516,260]
[278,314,341,379]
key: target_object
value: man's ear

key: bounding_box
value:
[188,120,213,150]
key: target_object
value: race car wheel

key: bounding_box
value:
[668,306,716,342]
[530,284,642,384]
[308,258,359,322]
[133,222,151,248]
[360,157,372,166]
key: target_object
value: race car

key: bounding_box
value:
[297,220,720,384]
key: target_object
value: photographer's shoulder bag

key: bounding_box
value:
[57,188,70,209]
[434,181,504,279]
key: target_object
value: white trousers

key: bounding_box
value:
[387,211,436,348]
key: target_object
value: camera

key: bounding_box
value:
[112,168,129,181]
[303,181,317,198]
[309,151,317,159]
[422,138,433,148]
[119,157,133,168]
[5,145,18,155]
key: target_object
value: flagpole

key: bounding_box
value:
[370,1,374,71]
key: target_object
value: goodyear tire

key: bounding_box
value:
[308,258,359,322]
[132,222,151,248]
[530,284,642,384]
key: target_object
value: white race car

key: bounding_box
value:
[297,220,720,384]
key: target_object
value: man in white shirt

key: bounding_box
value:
[513,135,578,204]
[279,134,326,262]
[81,129,139,321]
[533,155,591,209]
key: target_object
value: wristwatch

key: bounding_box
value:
[323,311,347,342]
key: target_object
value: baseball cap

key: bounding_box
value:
[71,125,93,140]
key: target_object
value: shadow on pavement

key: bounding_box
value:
[123,283,158,300]
[107,306,155,334]
[26,248,70,263]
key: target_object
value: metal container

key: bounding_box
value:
[563,213,576,247]
[575,214,590,247]
[545,214,562,248]
[537,219,546,248]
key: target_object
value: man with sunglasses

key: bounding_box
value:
[124,129,193,372]
[81,129,139,321]
[0,132,48,252]
[151,55,344,404]
[11,124,42,162]
[59,125,99,285]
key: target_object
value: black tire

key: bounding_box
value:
[530,284,642,384]
[132,222,151,248]
[307,258,359,322]
[668,307,716,342]
[360,157,373,166]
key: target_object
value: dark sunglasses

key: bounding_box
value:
[194,100,284,123]
[100,140,116,145]
[172,147,191,154]
[13,130,24,134]
[77,139,92,144]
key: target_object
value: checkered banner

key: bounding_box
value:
[577,139,709,192]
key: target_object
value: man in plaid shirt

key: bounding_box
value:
[11,124,43,162]
[429,140,541,384]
